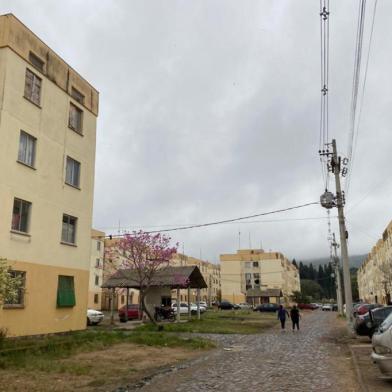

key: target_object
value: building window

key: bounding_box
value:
[57,275,76,307]
[24,69,41,106]
[245,273,252,290]
[65,156,80,188]
[253,262,259,268]
[95,275,99,286]
[97,241,101,251]
[71,87,85,105]
[29,52,45,73]
[18,131,36,168]
[62,214,77,244]
[245,262,251,268]
[3,271,26,307]
[95,258,100,268]
[68,103,83,133]
[11,198,31,233]
[254,273,260,287]
[94,293,99,304]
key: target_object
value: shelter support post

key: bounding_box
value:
[176,288,180,322]
[110,288,115,325]
[188,286,191,320]
[197,288,201,320]
[125,287,129,322]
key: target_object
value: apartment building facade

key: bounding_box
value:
[0,14,99,336]
[220,249,300,304]
[171,253,221,304]
[88,230,105,310]
[358,220,392,304]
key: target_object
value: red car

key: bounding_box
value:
[298,303,318,310]
[118,304,142,322]
[355,304,382,317]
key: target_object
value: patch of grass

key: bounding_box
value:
[0,330,214,371]
[137,310,278,335]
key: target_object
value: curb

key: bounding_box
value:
[349,345,369,392]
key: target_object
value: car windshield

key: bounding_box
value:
[380,311,392,332]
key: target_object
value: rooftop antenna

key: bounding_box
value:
[249,232,252,249]
[238,230,241,250]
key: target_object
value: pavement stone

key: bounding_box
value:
[117,311,358,392]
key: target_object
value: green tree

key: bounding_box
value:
[300,279,323,300]
[0,259,22,306]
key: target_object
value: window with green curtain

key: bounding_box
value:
[57,275,76,307]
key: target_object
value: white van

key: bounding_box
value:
[371,311,392,377]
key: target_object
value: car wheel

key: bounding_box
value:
[87,317,91,326]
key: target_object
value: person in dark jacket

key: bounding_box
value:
[290,305,301,330]
[277,305,289,330]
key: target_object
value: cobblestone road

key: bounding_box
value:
[132,311,358,392]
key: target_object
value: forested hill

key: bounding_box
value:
[302,254,367,269]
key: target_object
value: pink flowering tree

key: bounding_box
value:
[106,231,178,324]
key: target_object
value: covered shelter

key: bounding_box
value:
[246,288,282,306]
[102,266,207,322]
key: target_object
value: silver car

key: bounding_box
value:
[371,311,392,377]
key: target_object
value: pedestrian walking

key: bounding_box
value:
[277,304,289,330]
[290,305,301,331]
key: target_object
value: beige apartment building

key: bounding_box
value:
[358,220,392,304]
[0,14,99,336]
[171,253,221,304]
[88,229,105,310]
[220,249,300,305]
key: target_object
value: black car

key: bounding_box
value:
[218,301,235,310]
[254,303,280,312]
[354,306,392,337]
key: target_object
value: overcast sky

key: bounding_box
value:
[3,1,391,263]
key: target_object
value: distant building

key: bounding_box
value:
[220,249,300,305]
[358,220,392,304]
[0,14,99,336]
[88,230,105,310]
[171,254,221,304]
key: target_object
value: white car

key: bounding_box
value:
[371,311,392,377]
[197,301,208,308]
[87,309,104,325]
[172,302,206,314]
[237,303,253,310]
[322,304,333,311]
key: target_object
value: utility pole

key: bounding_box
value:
[331,139,353,321]
[320,139,353,322]
[332,233,343,315]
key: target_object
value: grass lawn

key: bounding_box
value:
[137,309,279,334]
[0,329,214,371]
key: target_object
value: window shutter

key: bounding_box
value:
[57,276,76,307]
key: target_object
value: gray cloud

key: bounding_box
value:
[2,0,391,263]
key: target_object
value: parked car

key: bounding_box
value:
[118,304,142,322]
[197,301,208,308]
[355,306,392,337]
[356,303,382,317]
[172,302,190,314]
[218,301,235,310]
[254,303,280,312]
[298,303,318,310]
[190,303,206,313]
[322,304,333,311]
[237,302,253,310]
[371,311,392,377]
[87,309,104,325]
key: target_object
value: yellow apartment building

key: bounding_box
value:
[171,253,221,305]
[88,229,105,310]
[0,14,99,336]
[358,220,392,304]
[220,249,300,304]
[101,237,140,310]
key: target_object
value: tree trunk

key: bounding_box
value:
[141,291,157,325]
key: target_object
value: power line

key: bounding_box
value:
[98,215,335,231]
[345,0,378,197]
[103,201,320,238]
